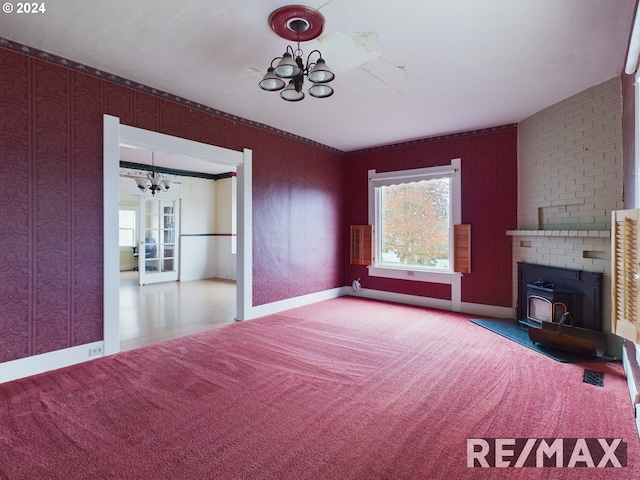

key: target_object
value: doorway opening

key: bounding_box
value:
[117,148,238,349]
[103,115,253,356]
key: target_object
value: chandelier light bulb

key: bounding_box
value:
[308,58,334,83]
[259,67,286,91]
[274,52,302,78]
[308,83,333,98]
[280,80,305,102]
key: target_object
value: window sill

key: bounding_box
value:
[368,266,461,284]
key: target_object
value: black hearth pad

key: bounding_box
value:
[470,317,599,363]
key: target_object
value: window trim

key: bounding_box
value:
[118,206,138,250]
[367,158,462,282]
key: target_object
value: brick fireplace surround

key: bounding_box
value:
[510,77,623,357]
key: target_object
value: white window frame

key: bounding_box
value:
[118,206,138,250]
[367,158,462,284]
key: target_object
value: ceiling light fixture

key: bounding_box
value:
[259,5,335,102]
[134,152,170,196]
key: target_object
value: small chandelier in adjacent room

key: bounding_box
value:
[259,5,335,102]
[134,152,170,196]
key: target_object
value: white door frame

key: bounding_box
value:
[103,115,253,356]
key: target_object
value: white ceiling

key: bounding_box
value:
[119,146,234,175]
[0,0,636,152]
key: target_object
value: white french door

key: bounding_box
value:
[138,197,180,285]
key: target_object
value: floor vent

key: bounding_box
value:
[583,369,604,387]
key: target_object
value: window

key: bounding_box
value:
[119,208,137,248]
[378,177,450,269]
[368,159,461,279]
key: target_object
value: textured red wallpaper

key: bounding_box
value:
[247,128,346,305]
[344,128,518,307]
[0,47,31,361]
[0,43,515,366]
[0,47,346,363]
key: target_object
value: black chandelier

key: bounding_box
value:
[134,153,170,196]
[259,6,335,102]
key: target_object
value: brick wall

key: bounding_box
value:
[513,77,624,354]
[518,77,623,230]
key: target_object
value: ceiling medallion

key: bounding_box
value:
[259,5,335,102]
[268,5,325,42]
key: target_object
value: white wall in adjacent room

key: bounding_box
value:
[214,176,237,280]
[180,176,218,282]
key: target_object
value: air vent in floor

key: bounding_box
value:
[583,369,604,387]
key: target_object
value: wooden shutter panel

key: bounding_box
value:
[612,209,640,343]
[350,225,373,266]
[454,224,471,273]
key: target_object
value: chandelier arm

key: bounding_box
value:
[269,56,282,68]
[307,49,323,61]
[304,49,322,72]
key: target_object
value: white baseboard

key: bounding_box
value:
[214,271,237,281]
[0,341,105,385]
[178,271,237,282]
[243,287,350,320]
[246,286,513,322]
[350,288,452,310]
[348,288,513,318]
[1,287,347,383]
[0,287,512,384]
[623,340,640,405]
[179,270,218,282]
[622,341,640,440]
[458,302,514,318]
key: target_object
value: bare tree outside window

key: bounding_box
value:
[379,178,450,268]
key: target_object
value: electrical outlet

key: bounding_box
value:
[89,346,103,357]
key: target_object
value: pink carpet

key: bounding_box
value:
[0,297,637,479]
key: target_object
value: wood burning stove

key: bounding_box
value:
[517,263,601,332]
[525,281,581,327]
[516,263,606,358]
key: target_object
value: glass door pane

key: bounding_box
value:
[139,198,179,285]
